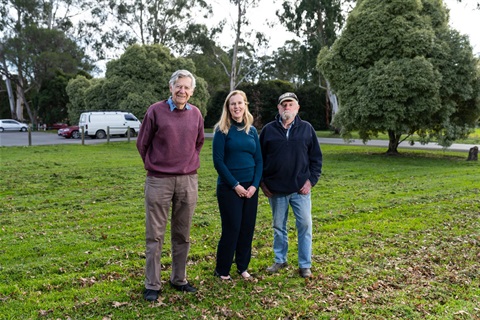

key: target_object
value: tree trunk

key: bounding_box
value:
[326,80,338,128]
[387,130,401,155]
[16,74,35,124]
[230,0,242,91]
[16,89,24,121]
[0,46,17,118]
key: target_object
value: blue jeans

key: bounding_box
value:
[269,192,312,268]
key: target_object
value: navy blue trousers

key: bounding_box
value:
[215,182,258,276]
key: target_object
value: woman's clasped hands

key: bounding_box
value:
[234,184,257,198]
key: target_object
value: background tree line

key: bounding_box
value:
[1,0,479,153]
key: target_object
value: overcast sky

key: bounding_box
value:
[443,0,479,54]
[211,0,480,56]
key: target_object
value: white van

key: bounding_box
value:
[78,111,141,139]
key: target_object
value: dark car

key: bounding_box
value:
[58,125,80,139]
[49,123,68,130]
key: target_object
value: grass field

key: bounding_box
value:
[315,128,480,145]
[0,141,479,319]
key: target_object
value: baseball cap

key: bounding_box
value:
[278,92,298,105]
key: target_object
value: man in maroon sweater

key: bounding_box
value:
[137,70,205,301]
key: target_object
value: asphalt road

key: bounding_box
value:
[0,131,137,147]
[0,131,476,153]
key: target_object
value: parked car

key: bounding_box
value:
[58,125,80,139]
[0,119,28,132]
[48,123,68,130]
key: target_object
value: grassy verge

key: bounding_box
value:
[0,142,479,319]
[316,128,480,145]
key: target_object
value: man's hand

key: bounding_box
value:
[299,179,312,195]
[260,182,273,198]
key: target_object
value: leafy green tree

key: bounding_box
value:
[205,80,294,128]
[318,0,480,154]
[34,70,84,125]
[295,84,328,130]
[189,50,230,94]
[259,40,306,85]
[0,0,94,124]
[1,26,91,124]
[199,0,269,91]
[95,0,212,55]
[276,0,354,129]
[66,44,209,123]
[65,75,93,123]
[238,80,295,127]
[277,0,354,84]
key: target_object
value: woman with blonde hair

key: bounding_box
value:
[212,90,263,280]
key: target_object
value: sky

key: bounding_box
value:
[443,0,480,54]
[209,0,480,56]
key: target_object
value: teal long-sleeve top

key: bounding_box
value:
[212,123,263,188]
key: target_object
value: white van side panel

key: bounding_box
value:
[78,111,141,138]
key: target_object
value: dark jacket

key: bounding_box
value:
[259,114,322,194]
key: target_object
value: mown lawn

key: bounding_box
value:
[0,141,478,319]
[316,128,480,145]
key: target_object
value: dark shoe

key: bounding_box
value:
[214,270,232,281]
[299,268,312,278]
[266,262,288,273]
[143,289,160,301]
[169,281,198,293]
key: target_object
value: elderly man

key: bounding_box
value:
[137,70,204,301]
[259,92,322,278]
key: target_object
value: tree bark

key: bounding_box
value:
[16,73,35,124]
[387,130,401,155]
[230,0,242,91]
[0,45,17,118]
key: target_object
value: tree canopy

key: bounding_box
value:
[95,0,212,56]
[66,44,209,124]
[0,0,94,124]
[318,0,480,154]
[277,0,355,84]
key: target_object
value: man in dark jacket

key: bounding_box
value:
[259,92,322,278]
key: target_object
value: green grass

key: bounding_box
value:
[0,141,479,319]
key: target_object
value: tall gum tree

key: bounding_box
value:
[94,0,212,57]
[0,0,95,124]
[215,0,268,91]
[276,0,354,127]
[318,0,480,154]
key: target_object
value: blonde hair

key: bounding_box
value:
[214,90,254,135]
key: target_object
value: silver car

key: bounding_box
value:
[0,119,29,132]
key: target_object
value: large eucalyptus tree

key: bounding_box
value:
[95,0,213,56]
[0,0,94,124]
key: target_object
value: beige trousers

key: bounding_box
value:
[144,174,198,290]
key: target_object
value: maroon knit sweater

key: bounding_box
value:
[136,100,205,176]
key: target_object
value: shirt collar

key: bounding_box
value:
[278,116,295,128]
[167,97,191,111]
